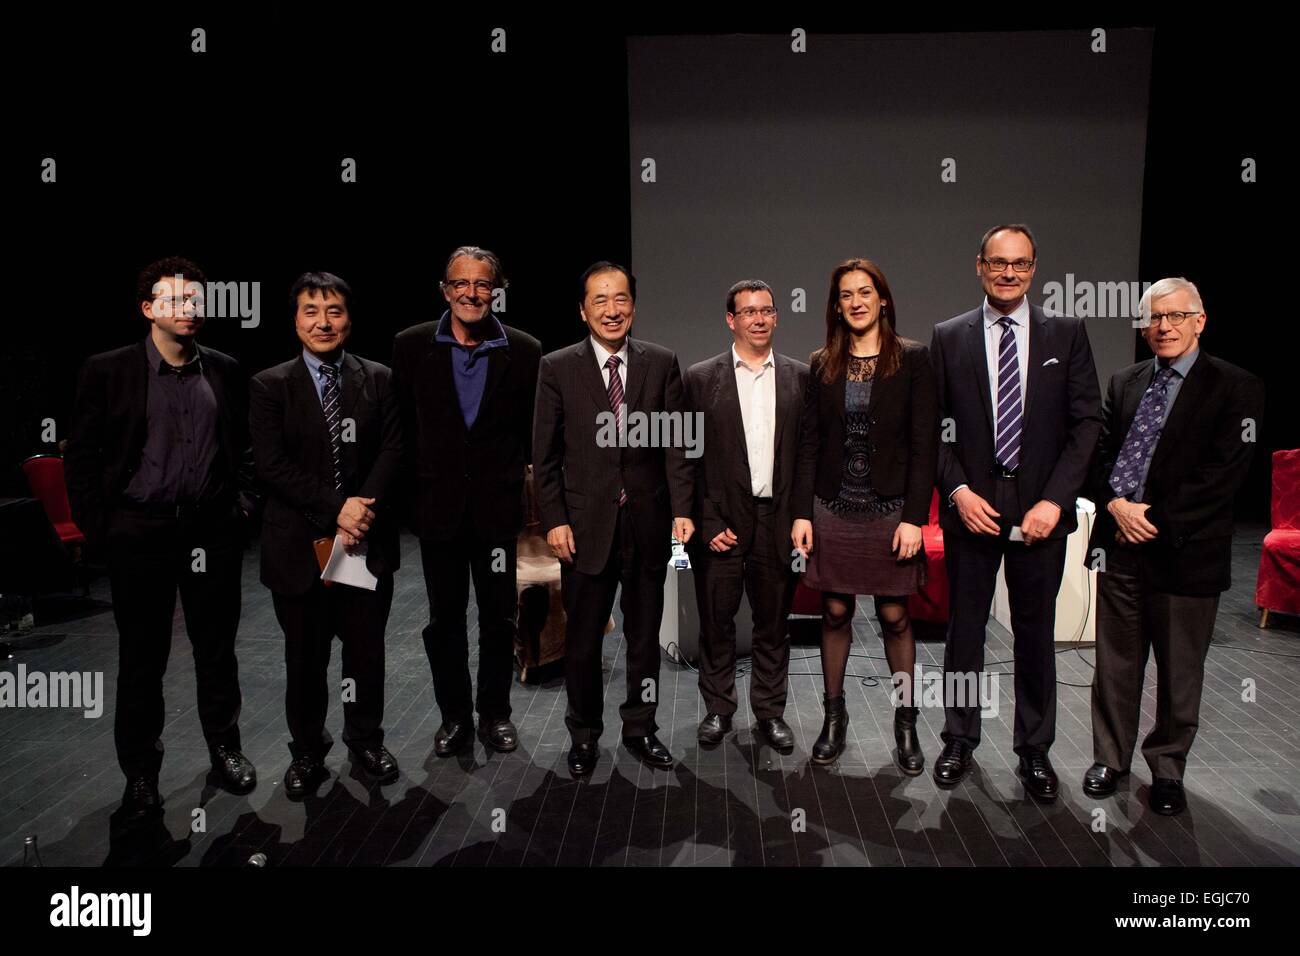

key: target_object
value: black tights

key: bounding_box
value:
[820,593,917,704]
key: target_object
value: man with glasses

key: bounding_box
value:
[1083,278,1263,815]
[683,280,808,751]
[929,224,1101,800]
[65,257,259,820]
[391,246,541,758]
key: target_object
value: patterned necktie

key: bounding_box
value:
[605,354,628,506]
[994,316,1022,470]
[319,362,343,490]
[1109,366,1176,498]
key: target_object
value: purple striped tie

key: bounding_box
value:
[606,355,627,506]
[994,317,1022,471]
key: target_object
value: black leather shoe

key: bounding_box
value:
[894,706,925,776]
[697,713,732,745]
[623,734,675,769]
[120,776,163,820]
[811,694,848,765]
[478,717,519,753]
[757,717,795,754]
[933,740,973,787]
[1017,748,1059,802]
[284,756,329,799]
[1082,762,1127,798]
[210,745,257,794]
[567,742,598,777]
[349,744,399,784]
[1149,777,1186,816]
[434,720,474,757]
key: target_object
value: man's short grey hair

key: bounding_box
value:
[442,245,506,288]
[727,279,774,314]
[1139,277,1203,317]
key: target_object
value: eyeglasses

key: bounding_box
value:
[981,257,1036,273]
[732,306,778,319]
[1145,311,1201,327]
[443,279,495,295]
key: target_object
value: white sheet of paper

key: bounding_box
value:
[1008,526,1025,542]
[320,536,378,590]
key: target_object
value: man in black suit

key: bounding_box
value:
[685,280,809,753]
[532,262,695,775]
[929,224,1101,800]
[65,256,259,820]
[1083,277,1263,815]
[250,272,402,798]
[391,247,540,757]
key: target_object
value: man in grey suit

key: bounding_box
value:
[929,224,1101,801]
[532,262,695,776]
[684,279,809,753]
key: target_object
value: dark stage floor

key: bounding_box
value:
[3,525,1299,867]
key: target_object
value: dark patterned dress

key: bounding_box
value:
[802,355,926,596]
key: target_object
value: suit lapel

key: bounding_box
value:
[623,338,648,413]
[773,353,797,454]
[579,337,614,415]
[430,335,469,438]
[1149,351,1214,474]
[715,353,751,481]
[477,342,511,424]
[1021,307,1047,436]
[340,353,363,425]
[964,312,994,436]
[291,356,331,441]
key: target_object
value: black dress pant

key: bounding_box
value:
[941,477,1067,756]
[691,499,795,720]
[418,519,518,725]
[106,503,244,779]
[272,575,393,761]
[1091,542,1219,780]
[561,505,666,743]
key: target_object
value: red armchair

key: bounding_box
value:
[790,488,949,624]
[1257,448,1300,627]
[21,454,85,547]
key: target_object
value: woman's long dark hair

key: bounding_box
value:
[813,257,904,385]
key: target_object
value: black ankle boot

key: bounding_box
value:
[811,694,848,765]
[894,705,924,776]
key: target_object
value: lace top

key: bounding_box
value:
[818,355,905,518]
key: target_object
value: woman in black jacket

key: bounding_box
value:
[792,258,939,771]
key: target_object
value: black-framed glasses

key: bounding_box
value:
[1146,311,1201,326]
[732,306,778,319]
[443,279,496,294]
[981,257,1035,273]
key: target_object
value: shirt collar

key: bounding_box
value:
[591,335,629,369]
[1159,344,1200,378]
[982,296,1031,329]
[435,309,508,349]
[732,344,774,372]
[145,333,203,375]
[302,347,345,378]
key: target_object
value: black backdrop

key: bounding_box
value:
[5,4,1285,519]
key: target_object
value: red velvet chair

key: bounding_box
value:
[789,487,950,623]
[21,454,85,547]
[1256,449,1300,627]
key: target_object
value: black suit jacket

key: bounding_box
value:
[65,339,257,557]
[249,353,402,595]
[532,336,694,576]
[1087,350,1264,595]
[684,350,809,557]
[930,304,1101,539]
[390,318,541,542]
[793,341,939,527]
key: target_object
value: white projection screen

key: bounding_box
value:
[628,29,1154,384]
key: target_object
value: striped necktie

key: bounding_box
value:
[605,354,627,506]
[319,362,343,490]
[994,316,1022,471]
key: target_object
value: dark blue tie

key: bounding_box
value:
[1109,366,1176,498]
[319,363,343,491]
[994,317,1022,470]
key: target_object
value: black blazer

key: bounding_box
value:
[249,353,402,596]
[65,339,257,556]
[390,318,541,542]
[532,336,695,576]
[930,304,1101,539]
[1087,351,1264,595]
[792,341,939,528]
[684,350,810,557]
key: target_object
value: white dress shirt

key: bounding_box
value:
[732,345,776,497]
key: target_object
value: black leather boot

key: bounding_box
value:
[811,694,848,765]
[894,705,924,776]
